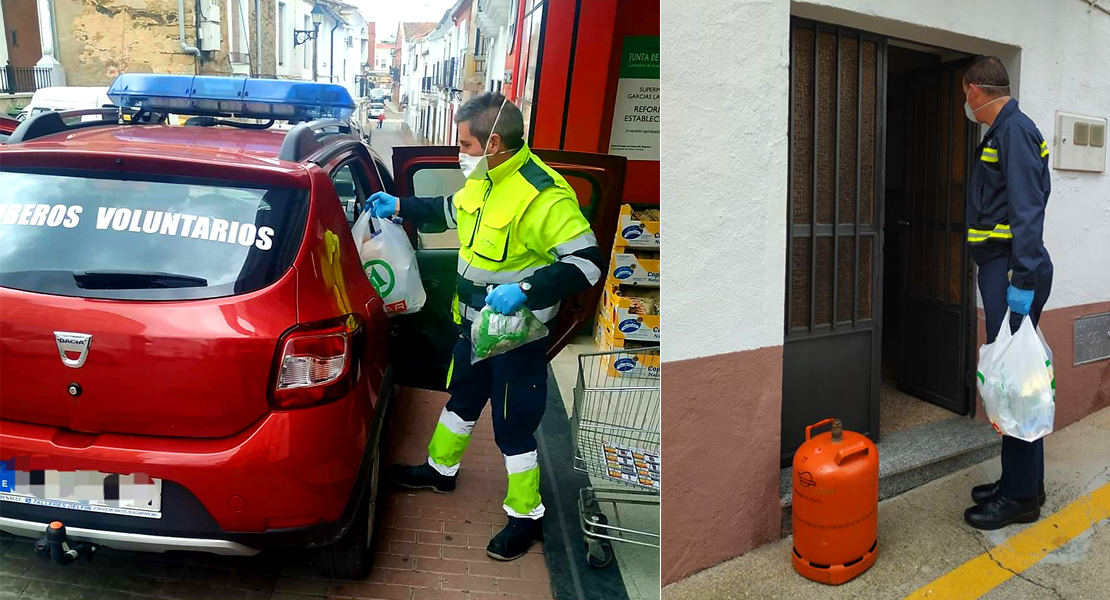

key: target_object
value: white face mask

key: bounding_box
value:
[459,98,509,180]
[458,152,486,179]
[964,86,1010,123]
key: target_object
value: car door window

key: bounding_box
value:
[331,161,369,226]
[411,167,466,250]
[373,157,395,195]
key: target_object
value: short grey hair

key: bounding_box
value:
[454,93,525,151]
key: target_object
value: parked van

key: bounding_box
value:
[16,87,112,121]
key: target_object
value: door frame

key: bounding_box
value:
[895,56,981,418]
[781,18,888,466]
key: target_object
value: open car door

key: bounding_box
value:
[388,145,627,391]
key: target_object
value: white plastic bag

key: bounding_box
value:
[976,310,1055,442]
[470,306,549,364]
[352,212,426,316]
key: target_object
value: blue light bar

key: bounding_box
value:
[107,73,355,121]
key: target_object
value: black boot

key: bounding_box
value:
[389,462,456,493]
[486,517,543,561]
[964,495,1040,530]
[971,481,1046,506]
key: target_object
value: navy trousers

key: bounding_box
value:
[977,256,1053,500]
[444,327,550,457]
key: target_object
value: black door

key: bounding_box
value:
[896,59,978,414]
[781,20,887,465]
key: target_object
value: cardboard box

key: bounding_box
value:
[617,205,660,249]
[599,285,660,342]
[594,319,661,379]
[608,248,659,287]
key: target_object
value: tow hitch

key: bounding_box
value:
[35,521,98,565]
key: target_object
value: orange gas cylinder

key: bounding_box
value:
[791,418,879,585]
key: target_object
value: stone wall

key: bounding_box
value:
[54,0,279,86]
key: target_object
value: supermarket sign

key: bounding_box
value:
[608,36,660,161]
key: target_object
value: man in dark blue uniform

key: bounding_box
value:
[960,56,1054,530]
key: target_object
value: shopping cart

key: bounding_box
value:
[571,347,661,568]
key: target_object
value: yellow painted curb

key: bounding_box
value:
[901,481,1110,600]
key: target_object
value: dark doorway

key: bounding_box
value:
[881,44,977,436]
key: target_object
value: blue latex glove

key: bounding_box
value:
[485,283,527,315]
[364,191,398,218]
[1007,284,1034,315]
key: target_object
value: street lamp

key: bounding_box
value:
[293,5,327,81]
[293,5,325,48]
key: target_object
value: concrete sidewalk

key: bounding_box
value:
[663,406,1110,600]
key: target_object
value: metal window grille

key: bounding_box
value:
[786,21,885,335]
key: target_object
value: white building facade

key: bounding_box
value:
[399,0,516,145]
[274,0,367,99]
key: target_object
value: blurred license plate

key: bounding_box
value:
[0,467,162,519]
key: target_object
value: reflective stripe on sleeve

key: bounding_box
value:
[444,196,458,229]
[553,232,598,256]
[968,223,1013,243]
[563,255,602,286]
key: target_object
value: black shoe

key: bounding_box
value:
[964,495,1040,530]
[486,517,544,561]
[971,481,1046,506]
[389,462,456,493]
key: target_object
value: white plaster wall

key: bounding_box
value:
[0,6,9,67]
[663,0,1110,363]
[661,0,792,362]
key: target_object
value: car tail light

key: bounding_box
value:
[270,315,362,410]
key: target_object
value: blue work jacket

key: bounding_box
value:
[967,99,1052,290]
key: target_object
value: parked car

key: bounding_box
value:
[369,102,386,118]
[0,73,625,577]
[0,116,17,143]
[16,86,112,121]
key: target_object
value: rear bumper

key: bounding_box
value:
[0,368,392,552]
[0,516,258,556]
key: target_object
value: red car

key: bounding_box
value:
[0,75,624,577]
[0,115,18,142]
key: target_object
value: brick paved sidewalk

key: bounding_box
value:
[0,387,554,600]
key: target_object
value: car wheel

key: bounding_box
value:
[317,443,381,580]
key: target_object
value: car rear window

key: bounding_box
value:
[0,171,308,300]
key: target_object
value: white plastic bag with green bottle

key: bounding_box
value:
[977,310,1055,442]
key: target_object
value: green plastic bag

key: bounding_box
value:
[470,306,549,364]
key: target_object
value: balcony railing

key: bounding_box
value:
[1,65,53,95]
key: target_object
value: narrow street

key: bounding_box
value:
[367,106,423,172]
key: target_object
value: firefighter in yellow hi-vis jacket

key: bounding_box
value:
[363,93,604,561]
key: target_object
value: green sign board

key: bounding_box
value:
[619,36,660,80]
